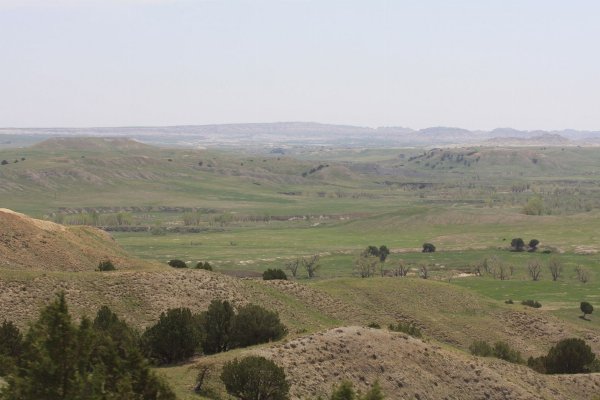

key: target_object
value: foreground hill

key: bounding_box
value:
[257,326,600,400]
[0,208,145,271]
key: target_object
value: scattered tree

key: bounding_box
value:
[394,260,409,277]
[0,320,22,376]
[581,302,594,320]
[576,266,590,283]
[422,243,436,253]
[302,255,320,278]
[377,245,390,263]
[195,261,213,271]
[354,252,379,278]
[221,356,290,400]
[230,304,287,348]
[548,257,562,281]
[510,238,525,252]
[284,258,300,278]
[528,239,540,252]
[141,307,203,364]
[201,300,235,354]
[527,259,542,281]
[168,259,187,268]
[263,268,288,280]
[544,338,596,374]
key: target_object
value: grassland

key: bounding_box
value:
[2,138,600,398]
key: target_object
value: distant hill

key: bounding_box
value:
[483,133,572,146]
[2,123,600,148]
[0,208,145,271]
[32,137,155,151]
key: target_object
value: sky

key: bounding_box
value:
[0,0,599,130]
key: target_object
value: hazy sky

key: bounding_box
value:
[1,0,599,130]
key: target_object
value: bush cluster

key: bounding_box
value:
[263,268,288,280]
[0,294,175,399]
[97,259,116,271]
[388,322,422,338]
[469,340,523,363]
[521,299,542,308]
[528,338,597,374]
[168,259,187,268]
[195,261,213,271]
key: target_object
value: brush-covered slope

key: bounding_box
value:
[257,326,600,400]
[0,208,144,271]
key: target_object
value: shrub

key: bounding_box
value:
[522,299,542,308]
[388,322,422,337]
[201,300,235,354]
[492,341,523,363]
[142,308,203,364]
[469,340,492,357]
[168,259,187,268]
[195,261,213,271]
[510,238,525,252]
[221,356,289,400]
[263,268,288,280]
[367,322,381,329]
[544,338,596,374]
[505,299,514,304]
[528,239,540,251]
[0,320,22,376]
[97,259,116,271]
[330,381,356,400]
[230,304,287,348]
[422,243,436,253]
[0,160,7,165]
[581,302,594,320]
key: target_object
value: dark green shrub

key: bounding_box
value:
[581,301,593,319]
[388,322,422,337]
[492,341,523,363]
[330,381,356,400]
[142,308,203,364]
[1,293,175,399]
[97,259,116,271]
[505,299,514,304]
[168,259,187,268]
[230,304,287,348]
[201,300,235,354]
[367,322,381,329]
[0,160,7,165]
[544,338,596,374]
[422,243,436,253]
[221,356,289,400]
[195,261,213,271]
[510,238,525,252]
[469,340,492,357]
[263,268,288,280]
[528,239,540,251]
[0,320,22,376]
[522,299,542,308]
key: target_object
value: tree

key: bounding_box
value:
[230,304,287,348]
[528,239,540,252]
[394,261,409,277]
[544,338,596,374]
[523,196,544,215]
[422,243,436,253]
[1,293,175,399]
[263,268,288,280]
[284,258,300,278]
[141,307,203,364]
[510,238,525,252]
[527,259,542,281]
[377,245,390,263]
[0,320,22,376]
[195,261,213,271]
[201,300,235,354]
[362,380,385,400]
[0,160,7,165]
[302,255,320,278]
[354,252,379,278]
[576,266,590,283]
[221,356,289,400]
[418,263,429,279]
[581,302,593,320]
[168,259,187,268]
[548,257,562,281]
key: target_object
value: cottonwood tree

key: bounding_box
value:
[284,258,300,278]
[302,255,320,278]
[548,257,562,281]
[576,266,590,283]
[528,259,542,281]
[354,252,379,278]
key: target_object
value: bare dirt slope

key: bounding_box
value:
[0,208,144,271]
[255,326,600,400]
